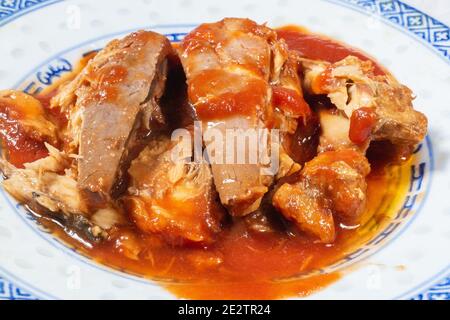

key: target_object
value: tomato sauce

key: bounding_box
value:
[36,160,407,299]
[0,98,49,167]
[349,107,378,144]
[277,26,387,76]
[272,86,311,118]
[1,26,411,299]
[84,65,128,104]
[0,49,101,169]
[189,70,267,120]
[34,90,69,128]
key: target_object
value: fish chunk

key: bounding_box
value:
[51,30,174,198]
[125,136,225,245]
[0,143,87,215]
[301,56,427,157]
[273,149,370,243]
[179,18,310,216]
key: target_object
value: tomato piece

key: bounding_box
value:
[0,100,48,168]
[349,107,377,144]
[272,86,311,118]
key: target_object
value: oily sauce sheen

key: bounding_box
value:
[6,26,409,299]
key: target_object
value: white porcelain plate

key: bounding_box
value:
[0,0,449,300]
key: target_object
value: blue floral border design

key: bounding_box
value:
[337,0,450,61]
[0,0,63,27]
[0,275,38,300]
[0,0,448,300]
[0,1,61,300]
[411,274,450,300]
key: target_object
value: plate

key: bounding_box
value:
[0,0,449,300]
